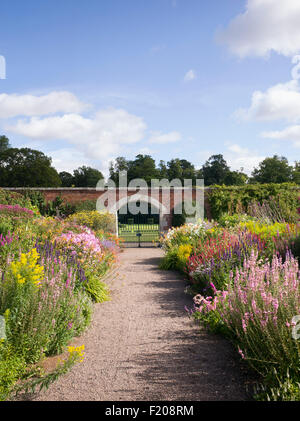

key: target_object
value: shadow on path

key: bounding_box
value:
[129,253,255,401]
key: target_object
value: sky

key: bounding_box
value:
[0,0,299,176]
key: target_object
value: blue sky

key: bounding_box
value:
[0,0,299,175]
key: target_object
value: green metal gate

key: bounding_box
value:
[118,204,160,246]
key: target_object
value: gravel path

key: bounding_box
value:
[26,248,251,401]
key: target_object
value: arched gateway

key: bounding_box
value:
[106,194,169,245]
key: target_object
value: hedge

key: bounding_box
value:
[206,183,300,221]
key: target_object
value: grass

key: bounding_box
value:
[118,223,160,243]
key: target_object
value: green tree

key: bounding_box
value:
[158,160,168,179]
[292,161,300,184]
[202,154,230,185]
[59,171,74,187]
[109,157,129,185]
[179,159,197,181]
[127,155,158,184]
[167,159,183,181]
[109,155,201,185]
[73,166,104,187]
[224,169,248,186]
[0,147,61,187]
[251,155,293,184]
[0,135,10,152]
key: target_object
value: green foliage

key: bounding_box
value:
[160,244,192,273]
[207,183,299,221]
[0,182,119,399]
[84,271,110,303]
[21,191,75,217]
[159,248,181,271]
[73,166,103,187]
[202,154,230,186]
[0,136,11,153]
[255,368,300,401]
[191,305,228,336]
[217,213,254,228]
[74,199,97,212]
[224,170,248,186]
[251,155,294,184]
[0,188,32,208]
[0,147,61,187]
[59,171,74,187]
[290,235,300,260]
[0,340,27,401]
[0,216,14,236]
[161,222,207,252]
[0,248,93,363]
[12,344,86,400]
[292,162,300,184]
[110,155,201,185]
[21,190,45,210]
[39,196,75,217]
[66,210,116,233]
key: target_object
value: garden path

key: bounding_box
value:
[29,248,251,401]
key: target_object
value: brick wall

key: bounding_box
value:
[3,187,212,221]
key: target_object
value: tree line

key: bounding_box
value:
[0,135,299,187]
[0,135,104,187]
[109,154,300,186]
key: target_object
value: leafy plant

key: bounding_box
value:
[66,210,116,233]
[207,183,299,221]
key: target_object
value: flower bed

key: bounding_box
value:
[160,214,300,400]
[0,203,119,400]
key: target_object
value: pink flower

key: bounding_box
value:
[238,348,245,359]
[242,319,247,332]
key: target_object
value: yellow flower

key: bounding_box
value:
[8,248,44,288]
[68,345,85,363]
[4,309,10,321]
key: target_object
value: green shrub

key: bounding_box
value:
[74,200,97,212]
[255,368,300,401]
[291,235,300,260]
[0,189,32,208]
[207,183,299,222]
[66,210,116,233]
[20,191,75,217]
[0,216,14,236]
[159,244,192,272]
[84,271,110,303]
[217,213,254,228]
[0,248,92,362]
[0,340,27,401]
[159,248,181,271]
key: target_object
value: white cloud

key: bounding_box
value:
[196,145,264,176]
[261,125,300,148]
[1,89,185,173]
[224,144,265,175]
[235,79,300,122]
[184,70,196,82]
[6,108,147,161]
[0,91,88,118]
[234,74,300,149]
[49,148,96,173]
[218,0,300,58]
[148,131,181,144]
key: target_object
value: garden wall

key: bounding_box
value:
[3,184,299,225]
